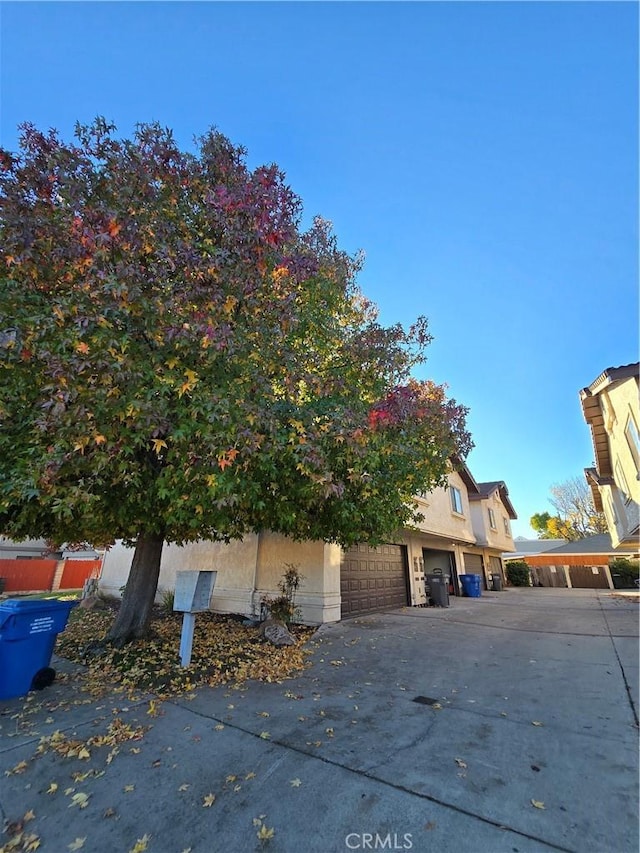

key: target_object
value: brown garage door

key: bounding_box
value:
[341,543,408,617]
[568,565,609,589]
[463,553,484,574]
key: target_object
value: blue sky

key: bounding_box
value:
[1,1,638,537]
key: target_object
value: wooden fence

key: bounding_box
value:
[0,558,102,593]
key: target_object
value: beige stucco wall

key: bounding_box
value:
[99,533,341,625]
[254,533,341,623]
[469,492,515,553]
[412,472,476,544]
[602,378,640,547]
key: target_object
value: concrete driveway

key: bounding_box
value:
[1,588,638,853]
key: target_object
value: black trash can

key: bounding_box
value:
[491,573,503,591]
[426,574,450,607]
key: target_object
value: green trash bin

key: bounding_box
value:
[0,599,77,701]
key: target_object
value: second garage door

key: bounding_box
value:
[341,543,408,617]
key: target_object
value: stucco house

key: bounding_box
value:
[100,460,517,624]
[580,362,640,549]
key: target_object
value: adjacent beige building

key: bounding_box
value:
[100,460,517,624]
[581,363,640,549]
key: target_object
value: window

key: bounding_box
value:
[625,412,640,474]
[488,508,497,529]
[615,460,632,504]
[450,486,463,514]
[503,517,510,535]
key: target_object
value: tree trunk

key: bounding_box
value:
[106,530,165,647]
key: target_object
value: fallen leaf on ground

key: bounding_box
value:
[129,835,150,853]
[47,782,58,794]
[259,731,271,739]
[532,721,544,727]
[454,758,467,769]
[531,799,546,809]
[68,839,86,851]
[290,778,302,787]
[69,793,89,809]
[6,760,29,775]
[257,824,275,841]
[203,793,216,807]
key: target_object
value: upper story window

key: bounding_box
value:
[488,508,497,529]
[503,517,510,535]
[625,411,640,475]
[450,486,464,514]
[615,459,632,504]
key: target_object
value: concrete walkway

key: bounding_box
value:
[1,588,638,853]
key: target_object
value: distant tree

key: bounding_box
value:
[531,477,607,541]
[0,120,472,646]
[530,512,556,539]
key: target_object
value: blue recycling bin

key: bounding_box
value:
[0,599,78,701]
[459,574,482,598]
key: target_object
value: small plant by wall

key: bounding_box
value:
[261,564,305,625]
[506,560,531,587]
[159,588,175,614]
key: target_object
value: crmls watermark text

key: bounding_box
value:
[345,833,413,850]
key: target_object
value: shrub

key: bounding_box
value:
[262,564,305,625]
[506,560,531,587]
[609,557,640,589]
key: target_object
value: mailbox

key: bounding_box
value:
[172,571,217,667]
[173,571,216,613]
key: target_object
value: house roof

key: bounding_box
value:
[582,362,639,396]
[449,456,480,494]
[504,539,567,559]
[580,362,639,481]
[468,480,518,519]
[542,533,638,557]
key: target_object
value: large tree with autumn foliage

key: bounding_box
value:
[0,120,472,644]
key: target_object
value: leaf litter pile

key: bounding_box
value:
[56,604,315,698]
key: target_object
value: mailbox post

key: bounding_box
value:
[173,571,217,667]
